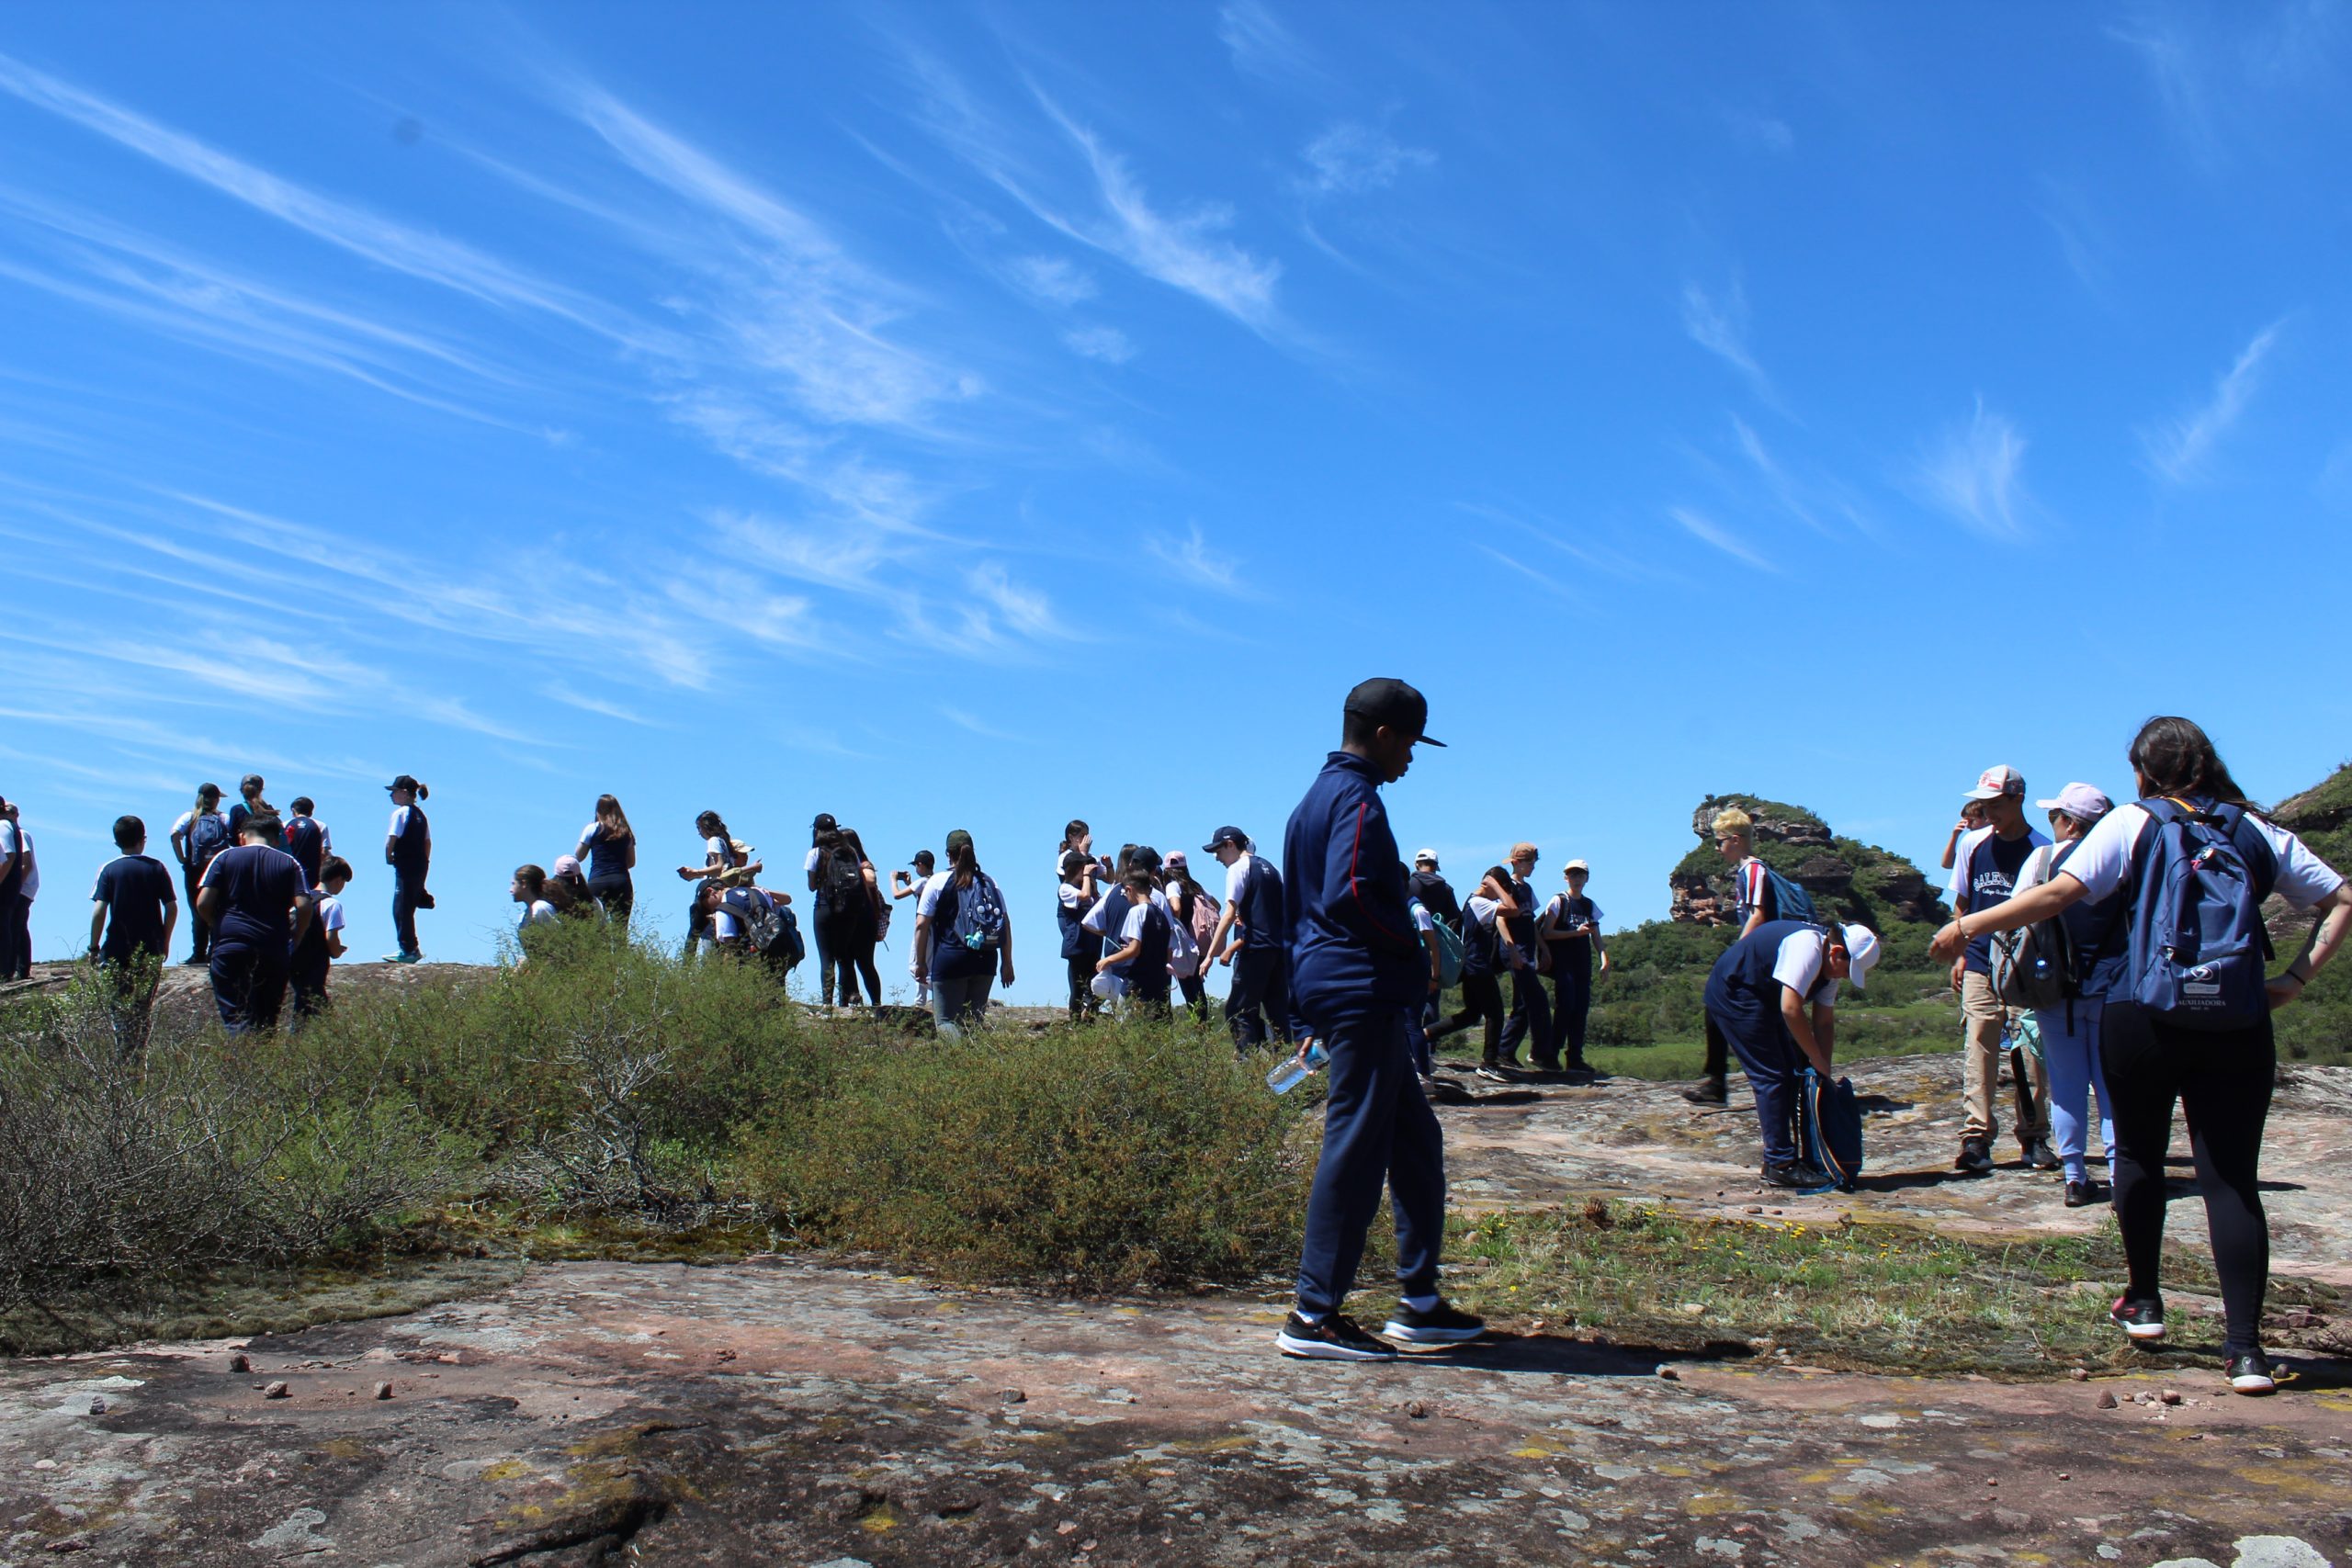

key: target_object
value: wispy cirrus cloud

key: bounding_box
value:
[2109,9,2220,165]
[1062,324,1135,363]
[2140,321,2283,483]
[1667,506,1778,573]
[1007,254,1096,306]
[1914,400,2031,538]
[1680,277,1776,406]
[1147,523,1249,594]
[1216,0,1328,87]
[1297,123,1435,196]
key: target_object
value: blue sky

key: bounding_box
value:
[3,2,2347,998]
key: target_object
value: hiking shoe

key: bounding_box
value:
[2224,1350,2277,1395]
[1276,1313,1397,1361]
[2064,1179,2101,1209]
[1955,1138,1994,1176]
[1680,1075,1728,1106]
[2024,1137,2061,1171]
[2109,1296,2165,1341]
[1762,1160,1834,1190]
[1383,1299,1487,1345]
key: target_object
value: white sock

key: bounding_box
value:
[1294,1308,1324,1325]
[1402,1293,1440,1313]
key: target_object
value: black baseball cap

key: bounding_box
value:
[1344,677,1444,746]
[1202,825,1248,852]
[812,812,837,831]
[385,773,420,793]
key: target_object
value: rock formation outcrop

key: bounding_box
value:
[1671,793,1947,931]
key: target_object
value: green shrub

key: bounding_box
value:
[742,1015,1317,1291]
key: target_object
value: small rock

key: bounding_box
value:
[1744,1205,1764,1215]
[374,1382,393,1401]
[32,1458,55,1471]
[713,1348,736,1363]
[1655,1365,1680,1382]
[1405,1401,1429,1419]
[1057,1520,1080,1536]
[1679,1303,1707,1316]
[2096,1391,2118,1409]
[2158,1388,2181,1405]
[263,1382,290,1400]
[2056,1472,2070,1480]
[87,1398,106,1416]
[1001,1388,1026,1404]
[1985,1478,1998,1488]
[228,1353,251,1374]
[2069,1368,2090,1381]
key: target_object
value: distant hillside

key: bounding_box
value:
[1668,794,1949,932]
[2269,761,2352,1066]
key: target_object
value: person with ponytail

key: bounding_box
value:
[1056,819,1106,1021]
[677,808,742,956]
[382,774,432,964]
[914,828,1014,1035]
[1933,716,2352,1396]
[169,782,232,964]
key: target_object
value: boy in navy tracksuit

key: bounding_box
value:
[1275,678,1485,1361]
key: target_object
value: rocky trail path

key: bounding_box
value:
[5,1020,2350,1564]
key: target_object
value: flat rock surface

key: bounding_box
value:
[6,1258,2351,1567]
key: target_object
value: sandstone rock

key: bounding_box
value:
[1001,1388,1026,1404]
[2069,1368,2090,1381]
[2096,1391,2118,1409]
[87,1397,106,1416]
[228,1353,250,1374]
[2159,1388,2181,1405]
[374,1382,394,1401]
[263,1382,290,1400]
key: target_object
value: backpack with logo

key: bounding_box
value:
[2124,798,2277,1031]
[944,872,1008,952]
[820,841,865,905]
[187,811,231,870]
[1760,865,1818,925]
[1418,898,1464,988]
[1990,843,2076,1010]
[720,887,786,957]
[1797,1066,1865,1192]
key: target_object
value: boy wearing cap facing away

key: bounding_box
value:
[1540,859,1607,1079]
[1947,765,2054,1176]
[1276,676,1485,1361]
[1703,916,1882,1189]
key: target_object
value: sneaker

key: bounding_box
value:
[381,951,423,965]
[2064,1179,2099,1209]
[1420,1075,1475,1106]
[2109,1296,2165,1341]
[1762,1160,1834,1190]
[1276,1313,1398,1361]
[2024,1138,2061,1171]
[1383,1299,1487,1345]
[1474,1064,1512,1084]
[1955,1138,1994,1176]
[1680,1075,1728,1107]
[2224,1350,2277,1395]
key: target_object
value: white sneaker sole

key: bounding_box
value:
[1275,1331,1395,1361]
[1382,1322,1486,1344]
[2229,1373,2277,1394]
[2115,1319,2166,1341]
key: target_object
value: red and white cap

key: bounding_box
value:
[1963,764,2026,802]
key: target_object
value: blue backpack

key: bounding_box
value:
[944,873,1008,951]
[1415,899,1464,988]
[1798,1066,1864,1192]
[1763,866,1817,925]
[2125,798,2276,1031]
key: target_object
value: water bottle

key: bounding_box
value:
[1266,1040,1330,1095]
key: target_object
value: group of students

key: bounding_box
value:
[77,770,433,1032]
[1690,717,2349,1398]
[1416,844,1610,1083]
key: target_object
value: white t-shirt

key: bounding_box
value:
[803,846,822,875]
[1770,928,1843,1008]
[1057,881,1088,911]
[389,805,416,838]
[1464,894,1502,933]
[1223,852,1255,903]
[709,835,732,867]
[1087,884,1170,937]
[1946,824,2054,907]
[316,893,348,936]
[915,872,952,919]
[1546,893,1605,931]
[2063,805,2343,911]
[15,830,34,899]
[520,899,559,930]
[0,820,16,858]
[1410,900,1437,935]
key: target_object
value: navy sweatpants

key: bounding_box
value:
[1295,1004,1446,1317]
[209,942,288,1034]
[1703,972,1804,1166]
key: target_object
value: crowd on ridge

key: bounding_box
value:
[14,692,2351,1396]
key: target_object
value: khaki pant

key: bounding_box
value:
[1962,971,2048,1144]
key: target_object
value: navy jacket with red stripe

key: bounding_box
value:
[1281,750,1425,1019]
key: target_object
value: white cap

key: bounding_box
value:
[1963,764,2026,802]
[1413,848,1438,865]
[2034,783,2113,824]
[1840,923,1881,991]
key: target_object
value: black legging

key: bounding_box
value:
[823,913,882,1005]
[1428,972,1506,1063]
[1177,971,1209,1020]
[183,861,211,962]
[1067,952,1100,1020]
[587,872,633,922]
[2102,1000,2274,1356]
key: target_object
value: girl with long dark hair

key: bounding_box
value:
[573,794,638,922]
[169,782,231,964]
[1935,717,2352,1395]
[916,828,1014,1035]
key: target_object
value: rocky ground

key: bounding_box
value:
[5,970,2350,1565]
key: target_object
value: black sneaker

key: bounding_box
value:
[1680,1075,1728,1106]
[1276,1313,1398,1361]
[1420,1075,1475,1105]
[2109,1295,2165,1341]
[2224,1350,2277,1395]
[2024,1137,2061,1171]
[1383,1300,1487,1345]
[1762,1160,1834,1190]
[2064,1179,2099,1208]
[1955,1138,1994,1176]
[1474,1064,1512,1084]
